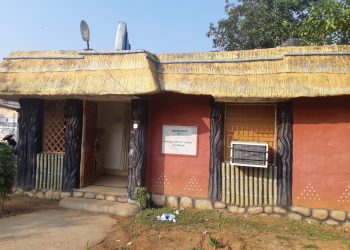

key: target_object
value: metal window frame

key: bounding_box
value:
[230,141,269,168]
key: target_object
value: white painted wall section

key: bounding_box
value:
[96,102,125,172]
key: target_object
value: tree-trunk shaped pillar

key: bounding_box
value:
[277,102,293,208]
[208,101,224,201]
[62,99,83,192]
[17,99,44,190]
[128,99,148,199]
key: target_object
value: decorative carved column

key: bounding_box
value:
[17,99,44,190]
[128,99,148,199]
[277,102,293,208]
[208,101,224,201]
[62,100,83,192]
[17,101,27,189]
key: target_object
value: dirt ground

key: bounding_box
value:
[2,196,350,250]
[95,207,350,250]
[0,194,59,217]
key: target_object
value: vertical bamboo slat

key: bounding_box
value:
[37,155,40,189]
[221,162,278,207]
[35,155,40,189]
[47,155,52,189]
[263,167,268,204]
[248,168,253,206]
[253,168,258,206]
[43,156,47,189]
[58,156,63,191]
[45,155,48,189]
[50,154,54,189]
[242,168,246,206]
[53,155,57,190]
[50,155,53,189]
[35,153,64,191]
[55,155,60,190]
[268,165,273,205]
[226,164,231,204]
[235,164,239,205]
[239,165,244,206]
[230,164,234,204]
[274,166,277,202]
[221,163,226,203]
[258,168,263,205]
[40,155,44,189]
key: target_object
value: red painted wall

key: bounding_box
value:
[293,97,350,210]
[146,93,211,198]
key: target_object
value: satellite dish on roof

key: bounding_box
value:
[80,20,91,50]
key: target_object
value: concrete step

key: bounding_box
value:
[72,187,128,203]
[59,197,140,217]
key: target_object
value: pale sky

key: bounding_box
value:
[0,0,227,59]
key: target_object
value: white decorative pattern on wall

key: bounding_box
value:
[184,176,202,192]
[337,185,350,203]
[296,183,321,201]
[152,173,172,191]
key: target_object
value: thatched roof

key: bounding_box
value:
[0,45,349,100]
[155,45,350,99]
[0,50,158,99]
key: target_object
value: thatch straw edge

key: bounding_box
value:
[0,45,349,98]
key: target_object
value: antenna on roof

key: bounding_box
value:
[80,20,91,50]
[115,22,131,50]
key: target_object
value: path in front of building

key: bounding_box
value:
[0,208,116,250]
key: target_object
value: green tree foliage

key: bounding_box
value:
[208,0,350,50]
[0,142,16,215]
[299,0,350,45]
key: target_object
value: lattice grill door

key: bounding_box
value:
[43,101,66,153]
[81,101,97,187]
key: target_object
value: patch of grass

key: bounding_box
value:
[131,207,222,230]
[209,235,219,247]
[286,220,346,243]
[304,244,318,248]
[130,208,350,247]
[276,235,291,241]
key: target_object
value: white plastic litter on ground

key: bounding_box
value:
[156,213,176,222]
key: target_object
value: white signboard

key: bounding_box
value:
[162,125,197,156]
[0,117,17,139]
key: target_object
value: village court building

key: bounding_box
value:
[1,45,350,222]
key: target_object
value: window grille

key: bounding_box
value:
[224,104,276,164]
[43,100,66,153]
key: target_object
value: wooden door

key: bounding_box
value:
[81,101,97,187]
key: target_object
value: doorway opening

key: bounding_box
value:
[79,101,130,197]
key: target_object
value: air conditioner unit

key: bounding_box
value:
[230,141,269,168]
